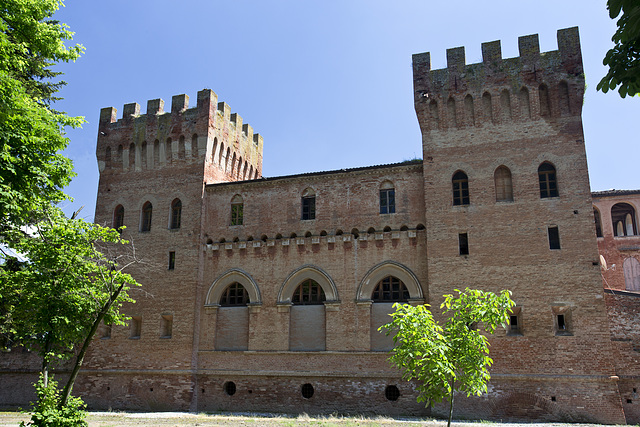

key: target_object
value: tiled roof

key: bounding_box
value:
[592,189,640,198]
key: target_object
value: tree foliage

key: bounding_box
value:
[1,207,141,407]
[0,0,84,229]
[380,288,515,427]
[597,0,640,98]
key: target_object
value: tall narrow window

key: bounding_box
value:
[371,276,409,352]
[594,208,603,238]
[452,171,469,206]
[459,233,469,255]
[160,314,173,338]
[447,97,457,127]
[290,280,326,351]
[612,203,637,236]
[170,199,182,229]
[168,251,175,270]
[302,188,316,220]
[482,92,493,123]
[539,84,551,117]
[230,195,243,226]
[380,181,395,214]
[538,162,558,198]
[508,307,522,336]
[494,166,513,202]
[141,202,152,232]
[548,226,561,250]
[130,316,141,339]
[113,205,125,231]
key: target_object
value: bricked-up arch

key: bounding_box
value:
[482,91,493,123]
[539,83,551,117]
[278,265,339,304]
[205,269,261,306]
[356,261,423,302]
[494,166,513,202]
[519,87,531,119]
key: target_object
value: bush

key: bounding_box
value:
[21,375,87,427]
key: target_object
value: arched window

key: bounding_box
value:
[612,203,637,236]
[291,279,326,351]
[301,188,316,220]
[141,202,152,232]
[539,84,551,117]
[191,133,198,158]
[372,276,409,302]
[153,139,160,167]
[140,141,147,169]
[113,205,124,231]
[292,279,326,305]
[371,276,409,351]
[170,199,182,230]
[212,138,218,164]
[217,282,249,350]
[494,166,513,202]
[220,282,249,306]
[218,142,225,167]
[231,194,243,226]
[117,144,123,168]
[594,208,603,238]
[623,258,640,292]
[452,171,469,206]
[538,162,558,198]
[380,181,395,214]
[165,138,172,163]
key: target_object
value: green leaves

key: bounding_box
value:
[598,0,640,98]
[380,288,515,426]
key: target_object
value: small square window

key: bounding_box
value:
[459,233,469,255]
[168,251,175,270]
[552,306,572,336]
[548,226,561,250]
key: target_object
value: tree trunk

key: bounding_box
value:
[59,281,125,408]
[41,336,52,388]
[447,377,455,427]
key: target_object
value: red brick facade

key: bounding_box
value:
[1,27,635,423]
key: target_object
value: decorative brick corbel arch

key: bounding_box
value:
[356,260,424,302]
[205,268,261,306]
[277,265,339,303]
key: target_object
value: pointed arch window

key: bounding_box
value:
[230,194,243,226]
[170,199,182,230]
[372,276,409,302]
[494,166,513,202]
[220,282,249,306]
[594,208,603,238]
[538,162,558,198]
[113,205,124,231]
[452,171,469,206]
[141,202,152,232]
[292,279,326,305]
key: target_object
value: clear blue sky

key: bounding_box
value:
[52,0,639,221]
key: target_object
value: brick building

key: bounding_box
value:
[1,27,636,423]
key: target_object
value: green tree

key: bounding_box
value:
[0,0,84,230]
[597,0,640,98]
[1,207,141,410]
[380,288,515,427]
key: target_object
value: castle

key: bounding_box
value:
[2,27,640,423]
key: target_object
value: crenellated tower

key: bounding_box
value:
[412,28,625,422]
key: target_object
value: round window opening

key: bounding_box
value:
[224,381,236,396]
[301,383,314,399]
[385,385,400,401]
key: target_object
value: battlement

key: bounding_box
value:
[413,27,584,131]
[96,89,264,181]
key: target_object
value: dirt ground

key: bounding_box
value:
[0,411,620,427]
